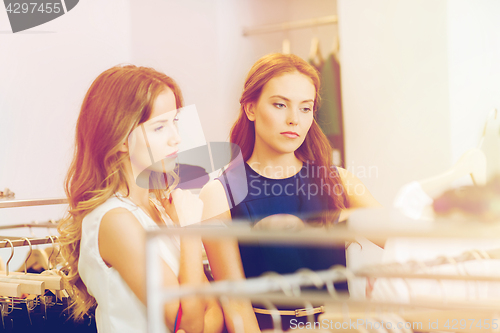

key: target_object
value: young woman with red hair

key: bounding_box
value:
[200,53,380,331]
[58,65,223,333]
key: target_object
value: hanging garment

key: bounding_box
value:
[310,53,345,167]
[393,181,434,220]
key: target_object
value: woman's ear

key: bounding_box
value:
[118,132,130,153]
[120,130,136,153]
[243,103,256,122]
[119,139,128,153]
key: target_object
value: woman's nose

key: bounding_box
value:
[168,125,181,146]
[286,109,299,125]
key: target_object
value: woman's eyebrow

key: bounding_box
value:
[148,111,179,125]
[147,119,168,127]
[269,95,290,101]
[270,95,314,104]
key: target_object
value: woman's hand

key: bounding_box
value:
[162,188,204,226]
[162,188,215,332]
[253,214,305,231]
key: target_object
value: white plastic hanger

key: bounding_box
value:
[478,109,500,181]
[309,36,324,68]
[418,148,487,198]
[332,30,340,61]
[282,38,291,54]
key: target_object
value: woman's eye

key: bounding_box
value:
[273,103,286,109]
[154,126,164,132]
[174,117,180,122]
[301,107,312,113]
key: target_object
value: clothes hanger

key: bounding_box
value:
[282,29,291,55]
[0,237,62,290]
[332,29,340,61]
[409,110,496,207]
[44,235,57,271]
[0,239,44,296]
[418,148,487,198]
[0,240,21,297]
[309,36,324,67]
[320,262,498,333]
[296,268,324,290]
[22,237,33,274]
[461,249,490,300]
[40,236,68,302]
[16,245,49,273]
[274,269,319,323]
[263,299,283,333]
[44,223,60,269]
[326,265,355,299]
[0,298,14,330]
[262,271,301,297]
[361,246,500,277]
[368,249,500,314]
[282,38,291,55]
[478,109,500,181]
[309,27,324,69]
[301,300,316,327]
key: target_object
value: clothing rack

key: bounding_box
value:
[156,264,500,310]
[0,198,97,331]
[0,198,67,209]
[242,15,337,36]
[0,236,58,248]
[356,247,500,282]
[0,222,58,230]
[146,217,500,245]
[146,220,500,332]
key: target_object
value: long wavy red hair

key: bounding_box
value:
[231,53,348,212]
[58,65,183,321]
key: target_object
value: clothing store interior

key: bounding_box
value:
[1,0,500,332]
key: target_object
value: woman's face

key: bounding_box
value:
[128,88,181,178]
[246,71,315,157]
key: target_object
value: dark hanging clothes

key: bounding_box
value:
[311,53,345,167]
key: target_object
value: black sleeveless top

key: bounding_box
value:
[217,162,347,289]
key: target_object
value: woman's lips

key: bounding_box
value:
[280,131,299,139]
[165,151,178,158]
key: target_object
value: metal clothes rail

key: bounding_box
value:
[0,198,67,209]
[0,236,58,248]
[243,15,337,36]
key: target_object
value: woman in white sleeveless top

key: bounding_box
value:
[58,65,224,333]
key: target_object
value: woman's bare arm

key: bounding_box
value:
[199,180,261,333]
[99,203,223,333]
[336,168,385,248]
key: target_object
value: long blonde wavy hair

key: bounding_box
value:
[58,65,183,321]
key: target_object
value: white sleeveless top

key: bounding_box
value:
[79,194,180,333]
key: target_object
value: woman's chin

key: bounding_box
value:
[149,159,176,173]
